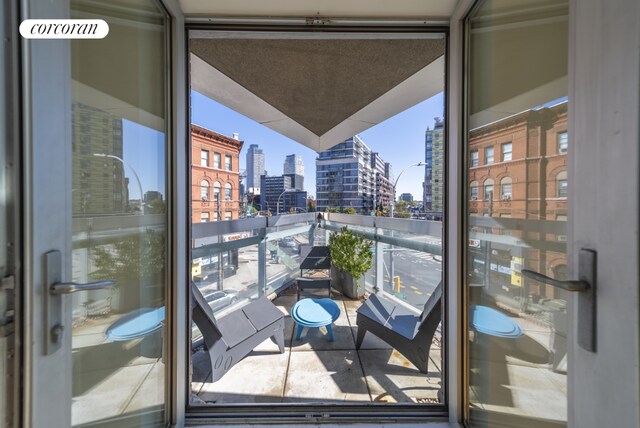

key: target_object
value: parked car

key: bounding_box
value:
[278,237,297,248]
[204,290,238,312]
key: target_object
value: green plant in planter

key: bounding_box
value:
[329,227,373,298]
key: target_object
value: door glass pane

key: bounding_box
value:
[70,1,168,426]
[466,0,569,426]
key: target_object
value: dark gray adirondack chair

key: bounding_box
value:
[191,283,285,382]
[355,282,442,373]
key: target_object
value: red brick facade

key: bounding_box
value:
[468,102,568,301]
[469,103,568,220]
[191,125,243,223]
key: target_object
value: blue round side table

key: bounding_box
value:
[291,298,340,342]
[106,307,165,341]
[472,305,523,339]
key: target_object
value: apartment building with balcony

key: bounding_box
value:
[316,136,379,213]
[371,152,394,212]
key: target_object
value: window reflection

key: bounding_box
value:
[467,0,569,426]
[70,0,168,426]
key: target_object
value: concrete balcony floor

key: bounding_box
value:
[191,287,443,405]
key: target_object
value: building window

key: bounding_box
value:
[470,150,479,167]
[200,149,209,167]
[483,178,494,201]
[225,155,232,171]
[200,212,209,222]
[485,146,494,164]
[557,171,568,197]
[500,177,512,199]
[213,211,219,221]
[213,181,221,202]
[501,142,512,161]
[470,181,478,200]
[225,183,232,200]
[558,131,568,154]
[200,180,209,201]
[225,211,232,220]
[213,153,221,169]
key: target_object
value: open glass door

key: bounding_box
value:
[464,0,570,426]
[23,0,171,426]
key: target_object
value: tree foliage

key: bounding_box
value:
[91,229,166,287]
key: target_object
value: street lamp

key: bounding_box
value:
[276,189,293,215]
[391,162,424,218]
[94,153,144,214]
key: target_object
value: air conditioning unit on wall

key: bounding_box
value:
[501,194,512,201]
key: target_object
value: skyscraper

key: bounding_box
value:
[246,144,265,192]
[283,154,305,190]
[283,154,304,175]
[423,118,444,215]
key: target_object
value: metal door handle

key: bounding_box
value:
[521,248,597,352]
[43,250,117,355]
[521,270,589,292]
[50,280,116,295]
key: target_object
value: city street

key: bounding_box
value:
[382,248,442,309]
[200,242,442,312]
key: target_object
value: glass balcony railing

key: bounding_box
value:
[71,212,446,406]
[190,213,444,340]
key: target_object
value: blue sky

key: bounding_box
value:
[190,90,444,199]
[121,90,444,201]
[122,119,166,200]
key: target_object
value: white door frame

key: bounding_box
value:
[21,0,73,425]
[568,0,639,425]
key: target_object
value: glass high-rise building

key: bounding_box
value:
[283,154,304,190]
[246,144,265,192]
[283,154,304,175]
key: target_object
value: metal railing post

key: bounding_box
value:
[258,239,266,297]
[375,239,384,295]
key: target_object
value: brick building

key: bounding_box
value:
[468,101,568,304]
[191,125,244,223]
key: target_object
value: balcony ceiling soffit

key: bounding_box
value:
[190,38,444,152]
